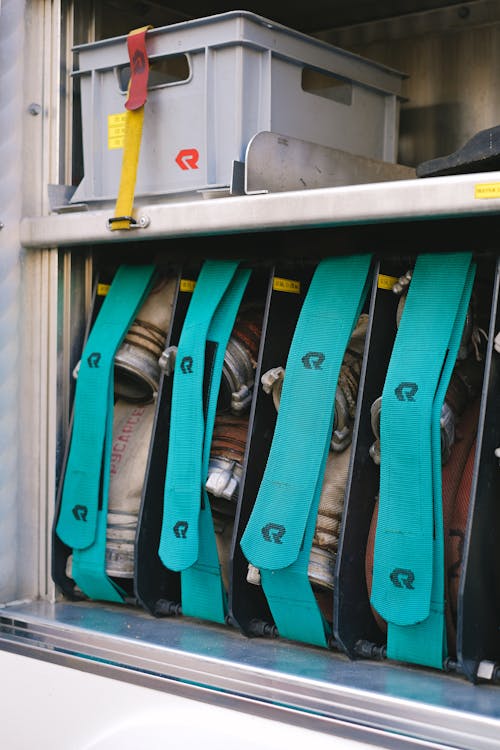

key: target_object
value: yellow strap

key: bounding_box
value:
[111,106,145,230]
[110,26,152,231]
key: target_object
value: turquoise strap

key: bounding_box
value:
[159,260,250,623]
[370,253,474,668]
[56,265,155,601]
[181,268,250,621]
[241,255,372,645]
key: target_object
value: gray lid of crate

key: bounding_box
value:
[73,10,406,96]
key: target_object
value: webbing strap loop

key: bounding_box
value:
[159,261,250,623]
[56,265,155,602]
[111,26,152,231]
[241,255,372,645]
[371,252,475,668]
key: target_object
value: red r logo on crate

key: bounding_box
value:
[175,148,200,170]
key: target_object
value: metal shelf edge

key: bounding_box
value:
[0,601,499,749]
[20,172,500,248]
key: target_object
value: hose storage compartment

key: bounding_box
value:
[53,253,500,683]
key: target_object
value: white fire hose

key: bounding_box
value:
[68,277,175,585]
[105,400,156,578]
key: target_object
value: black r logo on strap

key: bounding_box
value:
[301,352,325,370]
[87,352,101,368]
[261,523,286,544]
[173,520,189,539]
[72,504,88,522]
[390,568,415,590]
[394,382,418,402]
[180,356,193,374]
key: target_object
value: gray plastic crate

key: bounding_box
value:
[71,11,405,205]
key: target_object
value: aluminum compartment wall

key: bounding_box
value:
[323,3,500,168]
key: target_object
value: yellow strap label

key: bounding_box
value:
[474,182,500,199]
[180,279,196,293]
[273,277,301,294]
[377,273,398,291]
[108,113,127,150]
[97,283,111,296]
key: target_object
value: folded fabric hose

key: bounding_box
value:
[159,260,250,623]
[241,255,372,646]
[370,252,475,668]
[56,265,156,601]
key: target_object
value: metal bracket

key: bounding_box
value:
[106,215,150,230]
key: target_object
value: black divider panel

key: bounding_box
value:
[334,261,403,655]
[231,262,316,635]
[135,268,199,614]
[459,256,500,682]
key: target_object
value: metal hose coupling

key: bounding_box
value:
[205,414,250,592]
[219,306,263,414]
[114,276,176,403]
[160,306,263,415]
[205,413,249,516]
[262,314,368,452]
[369,394,458,466]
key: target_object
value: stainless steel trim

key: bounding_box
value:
[20,171,500,248]
[0,601,499,749]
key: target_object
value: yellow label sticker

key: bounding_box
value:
[108,113,127,150]
[97,283,111,296]
[180,279,196,293]
[474,182,500,199]
[273,276,301,294]
[377,273,398,291]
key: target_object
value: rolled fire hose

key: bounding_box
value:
[241,256,372,647]
[64,274,176,594]
[365,397,479,649]
[159,306,261,598]
[252,314,367,595]
[202,310,262,592]
[365,272,482,650]
[370,253,475,669]
[114,276,176,403]
[56,265,156,603]
[158,261,251,624]
[370,273,481,466]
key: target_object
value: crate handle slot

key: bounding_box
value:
[302,67,352,106]
[117,54,191,93]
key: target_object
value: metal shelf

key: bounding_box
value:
[0,601,499,749]
[21,172,500,249]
